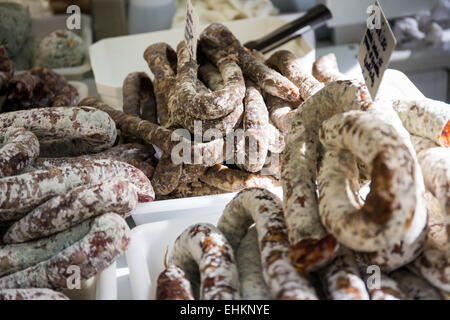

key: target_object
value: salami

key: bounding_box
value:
[151,152,182,196]
[264,94,297,134]
[3,178,138,244]
[312,53,347,85]
[157,181,224,200]
[392,99,450,147]
[0,107,117,156]
[79,97,225,166]
[156,265,195,300]
[318,111,419,251]
[0,218,91,277]
[236,227,271,300]
[282,80,371,271]
[0,159,153,220]
[320,247,369,300]
[199,24,300,102]
[267,50,323,100]
[218,188,318,300]
[0,213,130,290]
[0,127,39,178]
[363,271,411,300]
[122,72,157,124]
[198,62,224,91]
[234,81,269,173]
[0,288,69,300]
[200,164,280,193]
[169,223,241,300]
[175,41,245,120]
[143,43,177,126]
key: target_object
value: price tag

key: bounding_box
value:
[357,0,397,100]
[184,0,200,60]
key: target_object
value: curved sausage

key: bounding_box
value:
[312,53,347,85]
[0,127,39,178]
[282,80,371,271]
[218,188,318,300]
[0,213,130,290]
[122,72,157,124]
[3,178,138,244]
[169,223,241,300]
[156,265,195,300]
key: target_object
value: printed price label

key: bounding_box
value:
[357,0,396,100]
[184,0,200,60]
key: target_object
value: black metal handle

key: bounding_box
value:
[244,4,332,54]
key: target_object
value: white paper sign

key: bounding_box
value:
[357,0,397,100]
[184,0,200,60]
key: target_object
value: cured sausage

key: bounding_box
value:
[0,159,153,221]
[151,152,182,196]
[0,127,39,178]
[0,217,91,277]
[312,53,347,85]
[236,227,271,300]
[319,247,369,300]
[392,99,450,147]
[0,107,117,156]
[169,223,241,300]
[175,41,245,120]
[282,80,371,271]
[199,23,300,102]
[3,178,138,244]
[79,97,225,166]
[318,111,419,251]
[122,72,157,124]
[0,213,130,290]
[218,188,318,300]
[267,50,323,100]
[200,164,280,193]
[156,265,195,300]
[234,81,269,173]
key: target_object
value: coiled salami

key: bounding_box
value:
[0,159,153,220]
[199,24,300,102]
[3,178,138,244]
[0,107,117,156]
[0,127,39,178]
[122,72,157,124]
[318,111,419,251]
[282,80,371,271]
[0,218,91,277]
[175,41,245,121]
[169,223,241,300]
[218,188,318,300]
[0,213,130,290]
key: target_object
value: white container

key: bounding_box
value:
[128,0,176,34]
[17,14,92,80]
[90,15,316,108]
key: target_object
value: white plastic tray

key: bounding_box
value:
[90,15,315,108]
[17,14,92,80]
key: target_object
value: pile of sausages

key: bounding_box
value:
[0,44,78,113]
[149,25,449,299]
[0,105,156,300]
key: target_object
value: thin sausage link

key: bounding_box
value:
[169,223,241,300]
[218,188,318,300]
[122,72,157,124]
[312,53,347,85]
[156,265,195,300]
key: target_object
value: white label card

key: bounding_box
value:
[357,0,397,100]
[184,0,200,61]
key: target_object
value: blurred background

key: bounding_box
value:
[1,0,449,101]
